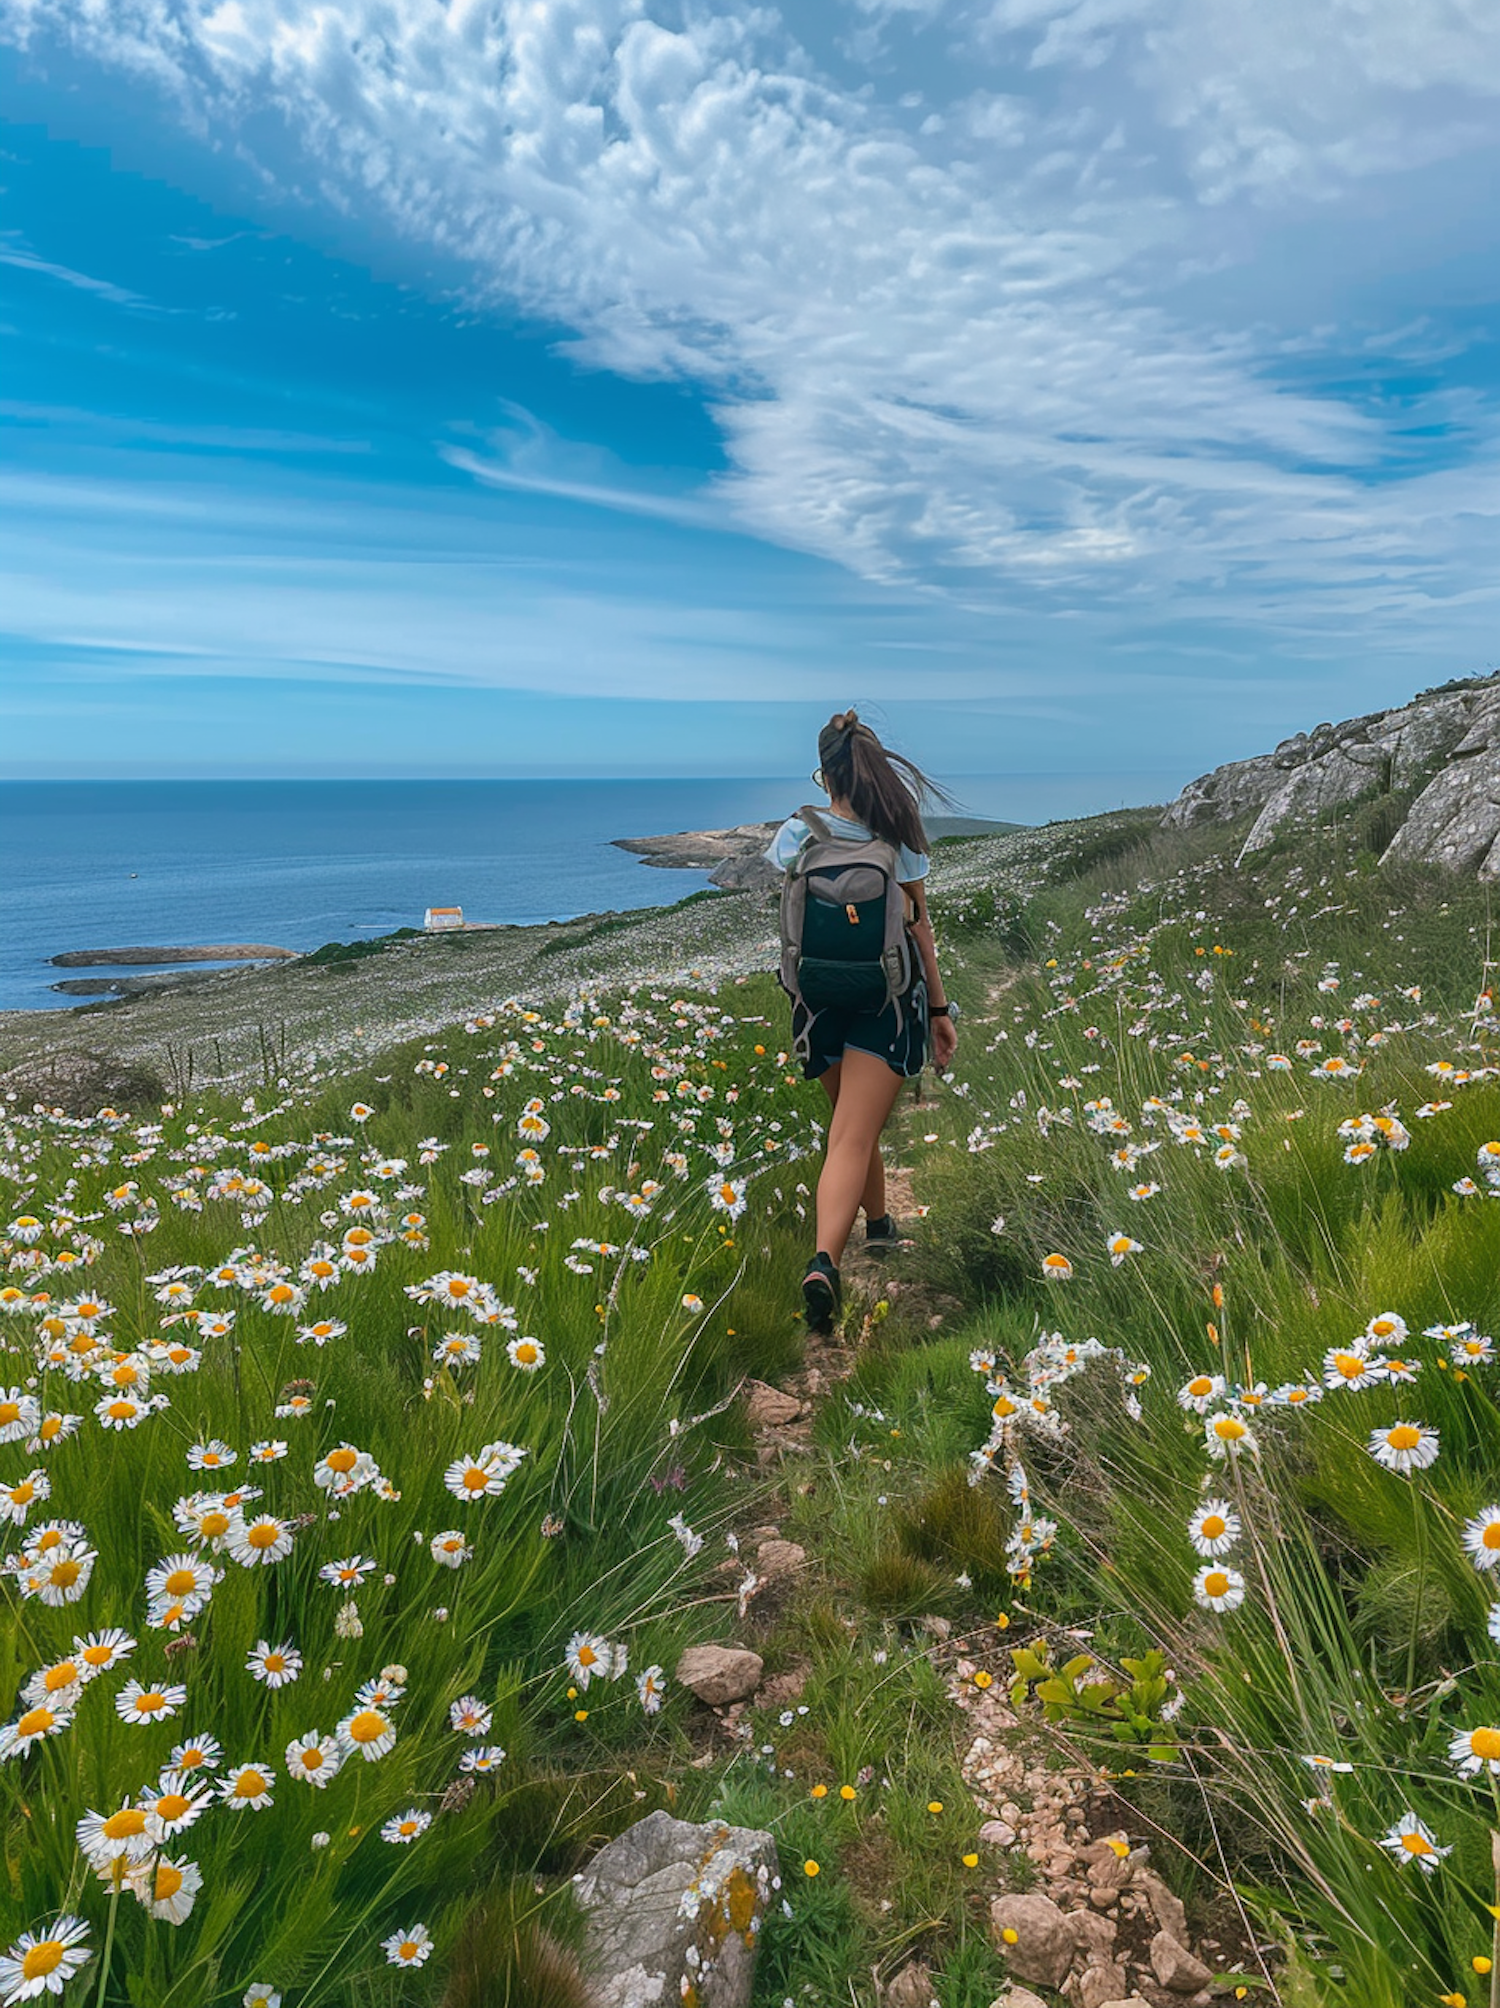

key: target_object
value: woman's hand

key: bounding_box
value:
[931,1012,958,1071]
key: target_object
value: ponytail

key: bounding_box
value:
[816,710,947,857]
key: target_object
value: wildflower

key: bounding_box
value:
[449,1696,493,1736]
[246,1641,301,1688]
[284,1732,342,1787]
[318,1555,376,1589]
[23,1542,96,1606]
[382,1926,433,1969]
[1204,1413,1257,1460]
[443,1442,527,1501]
[636,1664,666,1713]
[0,1704,73,1762]
[1367,1422,1439,1475]
[1187,1500,1240,1556]
[708,1177,746,1221]
[242,1989,280,2008]
[506,1335,544,1371]
[1105,1232,1141,1265]
[145,1553,219,1607]
[115,1681,187,1725]
[1192,1566,1246,1613]
[1323,1347,1387,1392]
[1177,1373,1224,1415]
[143,1773,211,1838]
[226,1513,294,1567]
[1040,1253,1072,1281]
[381,1808,432,1845]
[220,1763,275,1810]
[1379,1813,1450,1872]
[458,1745,506,1772]
[1299,1753,1354,1773]
[1462,1507,1500,1571]
[429,1530,472,1568]
[565,1633,612,1688]
[186,1441,236,1472]
[76,1805,155,1870]
[1365,1312,1408,1344]
[133,1854,202,1924]
[0,1916,90,2001]
[336,1707,397,1760]
[1448,1724,1500,1776]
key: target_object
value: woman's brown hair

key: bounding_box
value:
[816,710,947,858]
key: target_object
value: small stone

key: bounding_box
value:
[745,1381,801,1428]
[1088,1888,1119,1909]
[1136,1869,1188,1945]
[978,1820,1017,1847]
[1077,1967,1130,2008]
[883,1961,935,2008]
[755,1539,806,1579]
[675,1645,764,1705]
[1149,1931,1213,1993]
[988,1991,1049,2008]
[989,1893,1076,1990]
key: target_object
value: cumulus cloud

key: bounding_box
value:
[4,0,1498,644]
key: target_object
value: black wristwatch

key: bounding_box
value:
[930,1002,959,1024]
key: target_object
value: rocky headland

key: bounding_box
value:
[1162,671,1500,872]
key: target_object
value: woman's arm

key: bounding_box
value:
[903,879,957,1069]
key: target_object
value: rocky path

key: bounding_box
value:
[708,1115,1263,2008]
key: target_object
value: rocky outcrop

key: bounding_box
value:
[1160,677,1500,871]
[574,1810,778,2008]
[674,1644,764,1705]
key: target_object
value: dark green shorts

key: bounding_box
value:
[793,978,929,1080]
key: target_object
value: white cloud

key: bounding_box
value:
[4,0,1498,650]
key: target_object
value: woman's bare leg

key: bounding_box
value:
[818,1061,887,1223]
[816,1049,904,1266]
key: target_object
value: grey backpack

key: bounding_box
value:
[778,806,914,1042]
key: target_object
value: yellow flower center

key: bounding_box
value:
[102,1808,148,1840]
[1388,1425,1421,1451]
[462,1467,488,1491]
[233,1769,268,1798]
[326,1448,358,1472]
[106,1401,136,1421]
[1188,1377,1214,1397]
[1203,1572,1230,1598]
[1200,1515,1226,1541]
[1471,1728,1500,1762]
[300,1747,325,1770]
[200,1511,231,1540]
[1399,1833,1432,1856]
[17,1707,55,1737]
[245,1521,281,1550]
[156,1793,191,1821]
[1213,1417,1245,1440]
[21,1944,66,1982]
[346,1710,387,1744]
[81,1644,113,1667]
[152,1862,185,1900]
[163,1568,197,1597]
[50,1559,81,1588]
[263,1653,286,1674]
[134,1692,166,1714]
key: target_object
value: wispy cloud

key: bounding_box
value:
[2,0,1497,658]
[0,235,150,307]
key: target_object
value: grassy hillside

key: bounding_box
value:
[7,804,1500,2006]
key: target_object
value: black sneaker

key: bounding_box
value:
[801,1252,841,1334]
[863,1213,902,1250]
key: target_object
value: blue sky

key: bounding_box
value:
[1,0,1497,786]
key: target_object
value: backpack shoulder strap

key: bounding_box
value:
[797,804,834,841]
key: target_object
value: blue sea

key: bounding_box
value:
[0,774,1181,1013]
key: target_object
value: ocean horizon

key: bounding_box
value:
[0,771,1183,1013]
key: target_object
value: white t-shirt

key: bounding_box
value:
[765,810,929,885]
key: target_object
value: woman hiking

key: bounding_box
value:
[766,710,958,1333]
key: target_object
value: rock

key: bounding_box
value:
[675,1645,764,1705]
[1158,674,1500,875]
[1089,1999,1153,2008]
[745,1381,802,1429]
[1135,1869,1188,1946]
[988,1991,1050,2008]
[1159,751,1285,830]
[576,1810,778,2008]
[978,1819,1017,1846]
[711,852,782,893]
[883,1961,936,2008]
[1148,1930,1213,1993]
[754,1539,806,1580]
[989,1892,1077,1989]
[1076,1966,1131,2008]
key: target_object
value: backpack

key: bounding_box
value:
[778,805,914,1042]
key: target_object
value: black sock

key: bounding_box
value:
[866,1214,892,1235]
